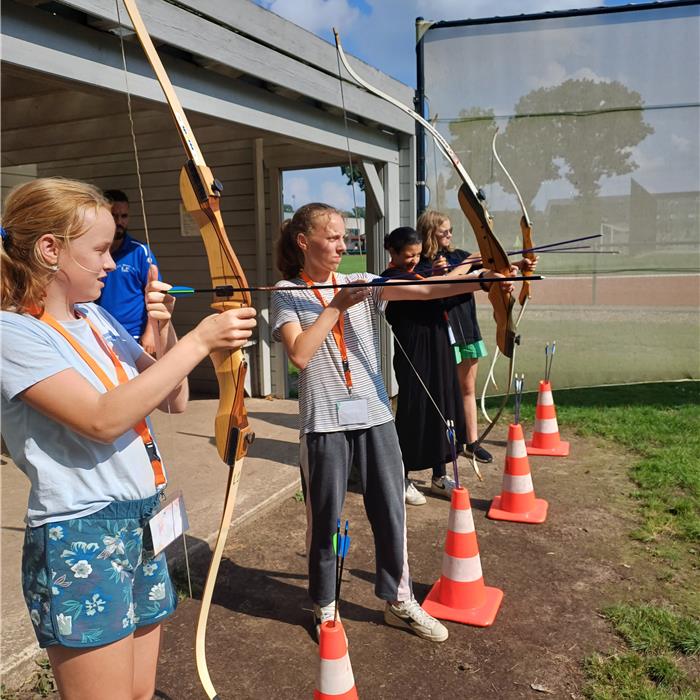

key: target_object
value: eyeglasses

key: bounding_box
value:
[438,228,453,235]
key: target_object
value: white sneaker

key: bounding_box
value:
[405,479,426,506]
[312,602,338,640]
[431,475,456,499]
[384,598,448,642]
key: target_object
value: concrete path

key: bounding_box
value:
[0,398,301,688]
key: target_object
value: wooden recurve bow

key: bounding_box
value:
[122,2,254,697]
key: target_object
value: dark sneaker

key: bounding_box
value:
[384,598,448,642]
[463,442,493,463]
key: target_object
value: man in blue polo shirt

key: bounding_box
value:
[97,190,160,354]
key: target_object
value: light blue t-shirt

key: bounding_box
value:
[1,304,164,527]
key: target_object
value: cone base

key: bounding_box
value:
[487,495,548,523]
[422,581,503,627]
[314,689,358,700]
[526,439,570,456]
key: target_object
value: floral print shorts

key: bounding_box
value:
[22,495,177,648]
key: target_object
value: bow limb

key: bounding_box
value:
[122,2,253,697]
[479,348,500,424]
[475,132,535,439]
[333,29,515,359]
[491,129,535,311]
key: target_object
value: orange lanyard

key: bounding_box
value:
[39,311,166,487]
[299,272,353,394]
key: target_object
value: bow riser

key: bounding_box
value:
[518,216,535,306]
[457,185,515,357]
[178,169,254,465]
[211,348,253,463]
[121,2,256,695]
[179,166,252,309]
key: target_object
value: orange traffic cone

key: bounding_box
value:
[489,423,548,523]
[526,380,570,456]
[422,487,503,626]
[314,620,358,699]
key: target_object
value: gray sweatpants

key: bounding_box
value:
[300,421,413,606]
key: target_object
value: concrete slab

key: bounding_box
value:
[0,397,301,687]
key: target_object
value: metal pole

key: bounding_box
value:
[415,17,427,215]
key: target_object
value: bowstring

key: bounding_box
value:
[115,0,192,600]
[335,43,457,475]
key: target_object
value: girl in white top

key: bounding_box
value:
[1,178,256,699]
[271,203,512,642]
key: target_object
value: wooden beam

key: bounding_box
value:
[359,161,385,218]
[2,2,402,163]
[57,0,414,134]
[253,137,272,397]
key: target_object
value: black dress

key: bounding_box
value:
[382,266,467,474]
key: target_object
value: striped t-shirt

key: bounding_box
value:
[271,272,393,435]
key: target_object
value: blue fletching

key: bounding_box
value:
[339,534,351,557]
[168,285,195,296]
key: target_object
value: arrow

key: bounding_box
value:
[167,275,544,297]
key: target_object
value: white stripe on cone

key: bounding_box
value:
[448,507,475,534]
[538,390,554,406]
[442,552,483,583]
[534,417,559,434]
[506,439,528,458]
[502,473,534,494]
[318,655,356,696]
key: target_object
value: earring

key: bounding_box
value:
[50,263,59,271]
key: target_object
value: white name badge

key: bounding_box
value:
[336,397,369,426]
[148,491,190,556]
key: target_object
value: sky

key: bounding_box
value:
[249,1,689,212]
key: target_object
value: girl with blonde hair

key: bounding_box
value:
[1,177,256,699]
[417,209,536,474]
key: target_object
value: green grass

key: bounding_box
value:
[519,382,700,550]
[584,652,698,699]
[522,381,700,699]
[602,605,700,656]
[337,254,367,274]
[476,307,699,391]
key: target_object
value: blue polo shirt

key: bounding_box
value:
[97,232,160,338]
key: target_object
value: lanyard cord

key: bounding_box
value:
[39,311,166,487]
[299,272,353,394]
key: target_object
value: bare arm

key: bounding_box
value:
[380,270,513,302]
[22,307,256,444]
[135,319,187,413]
[139,320,157,356]
[279,286,371,370]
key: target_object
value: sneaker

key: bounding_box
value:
[312,602,339,640]
[405,479,427,506]
[384,598,448,642]
[431,475,456,499]
[463,442,493,463]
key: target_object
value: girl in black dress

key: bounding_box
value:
[381,227,467,505]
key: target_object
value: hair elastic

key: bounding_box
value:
[0,226,8,241]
